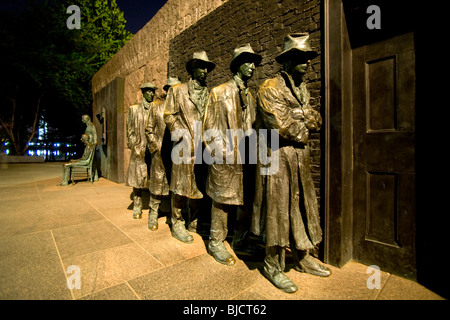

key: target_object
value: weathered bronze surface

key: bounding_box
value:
[82,114,97,146]
[145,84,171,231]
[163,76,181,92]
[56,133,95,186]
[119,35,331,292]
[163,51,215,243]
[203,44,261,266]
[82,114,99,181]
[252,34,330,293]
[126,82,158,219]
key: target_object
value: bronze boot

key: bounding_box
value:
[170,195,193,243]
[208,201,235,265]
[148,211,158,231]
[148,194,161,231]
[263,246,298,293]
[294,251,331,277]
[262,266,298,293]
[208,241,236,266]
[132,194,143,219]
[171,221,194,243]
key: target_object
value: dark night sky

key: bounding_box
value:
[0,0,169,34]
[116,0,168,34]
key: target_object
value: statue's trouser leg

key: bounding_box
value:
[148,193,161,230]
[62,164,71,185]
[187,198,201,232]
[149,193,161,214]
[133,188,143,219]
[209,200,228,246]
[264,245,285,274]
[232,204,251,249]
[208,201,235,265]
[170,194,193,243]
[171,193,187,227]
[290,245,307,264]
[93,166,99,181]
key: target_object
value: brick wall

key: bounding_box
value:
[168,0,322,197]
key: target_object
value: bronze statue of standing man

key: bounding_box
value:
[252,34,330,293]
[145,86,170,231]
[82,114,98,181]
[203,44,261,265]
[164,51,215,243]
[82,114,97,147]
[126,82,158,220]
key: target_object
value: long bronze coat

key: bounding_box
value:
[252,71,323,250]
[146,99,170,196]
[126,101,150,189]
[163,82,207,199]
[85,122,97,147]
[203,77,256,205]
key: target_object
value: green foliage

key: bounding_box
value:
[0,0,132,155]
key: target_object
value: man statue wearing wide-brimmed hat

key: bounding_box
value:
[163,76,181,93]
[145,80,174,231]
[164,51,215,244]
[126,82,162,222]
[203,43,262,266]
[252,33,331,293]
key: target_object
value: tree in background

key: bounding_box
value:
[0,0,132,156]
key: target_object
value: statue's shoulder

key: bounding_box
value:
[261,75,282,88]
[259,75,283,96]
[152,99,165,109]
[128,103,140,111]
[211,80,234,96]
[152,99,164,105]
[170,82,187,94]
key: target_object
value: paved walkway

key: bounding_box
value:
[0,163,444,302]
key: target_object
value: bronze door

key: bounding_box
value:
[352,32,416,279]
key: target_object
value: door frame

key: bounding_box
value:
[322,0,354,267]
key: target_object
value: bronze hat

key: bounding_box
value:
[230,43,262,74]
[186,50,216,75]
[163,76,181,92]
[140,82,157,90]
[275,33,318,63]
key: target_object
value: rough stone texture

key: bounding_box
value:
[92,0,229,180]
[169,0,322,197]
